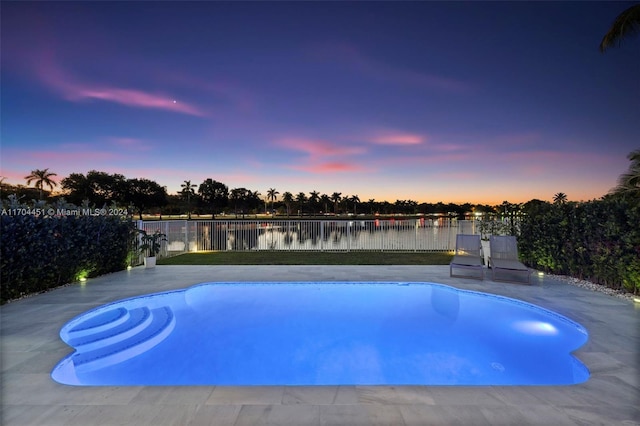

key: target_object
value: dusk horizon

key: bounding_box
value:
[2,1,638,205]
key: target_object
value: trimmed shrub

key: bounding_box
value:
[519,197,640,294]
[1,215,135,303]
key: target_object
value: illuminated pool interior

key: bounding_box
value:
[51,282,589,386]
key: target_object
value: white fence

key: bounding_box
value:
[138,219,480,257]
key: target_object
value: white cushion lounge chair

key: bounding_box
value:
[489,235,531,284]
[449,234,484,280]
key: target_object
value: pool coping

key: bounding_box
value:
[2,265,639,425]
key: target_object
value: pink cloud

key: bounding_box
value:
[369,132,424,146]
[357,129,470,154]
[34,51,207,117]
[289,161,366,174]
[73,87,206,116]
[275,137,369,174]
[277,138,366,158]
[312,42,469,93]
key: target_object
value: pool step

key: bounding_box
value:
[64,307,131,340]
[63,306,175,374]
[66,307,152,350]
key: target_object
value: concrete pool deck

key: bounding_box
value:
[1,265,639,425]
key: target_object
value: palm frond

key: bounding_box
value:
[600,4,640,52]
[610,149,640,197]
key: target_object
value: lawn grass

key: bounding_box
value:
[158,251,453,265]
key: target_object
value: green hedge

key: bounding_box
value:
[1,215,135,303]
[519,197,640,294]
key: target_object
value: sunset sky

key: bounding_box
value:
[2,1,638,205]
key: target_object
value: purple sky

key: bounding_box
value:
[2,1,638,204]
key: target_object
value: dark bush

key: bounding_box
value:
[1,215,135,303]
[519,197,640,294]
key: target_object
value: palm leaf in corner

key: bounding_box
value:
[600,4,640,52]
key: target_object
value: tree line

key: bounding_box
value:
[1,169,497,219]
[2,149,637,219]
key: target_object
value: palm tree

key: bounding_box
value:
[600,4,640,52]
[611,149,640,197]
[320,194,331,214]
[267,188,279,214]
[331,192,342,214]
[340,195,353,214]
[367,199,376,215]
[295,192,307,216]
[553,192,568,205]
[308,190,320,215]
[180,180,197,219]
[350,194,361,215]
[282,192,293,217]
[25,168,58,200]
[248,190,262,214]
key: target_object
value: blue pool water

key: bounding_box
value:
[51,282,590,386]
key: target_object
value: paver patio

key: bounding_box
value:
[2,265,639,425]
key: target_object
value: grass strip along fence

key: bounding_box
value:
[158,251,453,266]
[0,215,134,303]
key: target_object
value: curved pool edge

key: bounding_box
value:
[52,281,591,387]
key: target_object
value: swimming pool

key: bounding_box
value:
[51,282,589,386]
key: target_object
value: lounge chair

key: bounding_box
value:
[449,234,484,280]
[489,235,531,284]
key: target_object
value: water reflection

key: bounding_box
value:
[431,285,460,325]
[168,219,474,252]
